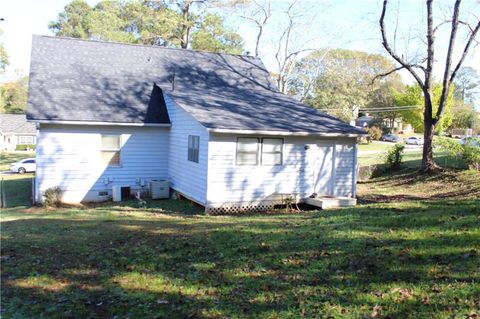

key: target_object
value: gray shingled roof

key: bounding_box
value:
[0,114,37,134]
[27,35,364,135]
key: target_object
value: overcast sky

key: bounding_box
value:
[1,0,479,89]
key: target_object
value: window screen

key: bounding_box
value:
[188,135,199,163]
[261,138,283,165]
[101,134,121,166]
[236,138,259,165]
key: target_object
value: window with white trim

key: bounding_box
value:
[261,138,283,165]
[101,134,121,166]
[236,137,260,165]
[18,136,34,145]
[188,135,199,163]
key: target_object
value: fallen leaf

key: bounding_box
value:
[391,287,413,300]
[421,295,429,305]
[371,305,383,318]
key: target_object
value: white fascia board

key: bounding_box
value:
[29,119,171,127]
[207,128,366,137]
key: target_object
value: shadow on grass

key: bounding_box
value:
[1,199,479,318]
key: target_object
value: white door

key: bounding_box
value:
[314,142,334,196]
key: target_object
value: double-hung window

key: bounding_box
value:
[101,134,121,166]
[18,136,34,145]
[261,138,283,165]
[236,138,260,165]
[188,135,199,163]
[236,137,283,166]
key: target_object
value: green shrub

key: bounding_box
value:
[462,139,480,170]
[365,126,382,142]
[436,137,480,170]
[43,187,63,207]
[15,144,36,151]
[385,143,405,170]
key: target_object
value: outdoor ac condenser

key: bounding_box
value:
[150,180,170,199]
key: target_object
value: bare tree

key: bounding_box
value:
[378,0,480,172]
[273,1,315,94]
[235,0,272,57]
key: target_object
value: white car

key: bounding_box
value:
[404,136,424,145]
[10,158,36,174]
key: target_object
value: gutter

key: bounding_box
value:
[207,128,367,137]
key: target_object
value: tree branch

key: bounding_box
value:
[371,65,405,84]
[379,0,425,88]
[435,0,461,123]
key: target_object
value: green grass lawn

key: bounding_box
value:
[1,169,479,318]
[358,150,466,168]
[357,141,394,152]
[0,152,35,171]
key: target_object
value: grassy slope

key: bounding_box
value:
[1,169,480,318]
[358,150,465,167]
[0,152,35,171]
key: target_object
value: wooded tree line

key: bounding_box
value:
[1,0,479,138]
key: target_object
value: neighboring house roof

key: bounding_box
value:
[356,116,374,122]
[0,114,37,134]
[28,35,364,135]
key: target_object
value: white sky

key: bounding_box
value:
[1,0,479,95]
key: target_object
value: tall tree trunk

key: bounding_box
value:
[180,0,191,49]
[421,95,437,171]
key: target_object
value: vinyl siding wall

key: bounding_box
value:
[206,134,357,207]
[35,124,169,203]
[164,95,209,205]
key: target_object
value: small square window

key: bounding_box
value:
[188,135,199,163]
[101,134,121,166]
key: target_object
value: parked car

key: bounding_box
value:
[10,158,36,174]
[404,136,424,145]
[380,134,401,143]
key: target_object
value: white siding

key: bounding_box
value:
[334,141,356,197]
[164,95,209,205]
[35,124,169,203]
[206,134,357,207]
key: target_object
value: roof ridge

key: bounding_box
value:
[33,34,257,59]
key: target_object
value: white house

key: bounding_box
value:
[27,36,365,212]
[0,114,37,151]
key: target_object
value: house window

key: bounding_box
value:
[101,134,121,166]
[188,135,199,163]
[236,137,260,165]
[261,138,283,165]
[18,136,34,145]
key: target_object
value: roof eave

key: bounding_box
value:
[207,128,367,137]
[29,119,172,127]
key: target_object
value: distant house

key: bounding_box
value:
[355,115,374,128]
[27,35,365,212]
[0,114,37,151]
[355,114,414,134]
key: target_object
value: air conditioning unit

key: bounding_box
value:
[150,180,170,199]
